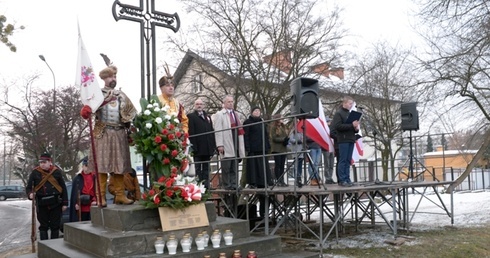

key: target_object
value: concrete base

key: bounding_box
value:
[33,201,295,257]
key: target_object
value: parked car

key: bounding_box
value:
[0,185,27,201]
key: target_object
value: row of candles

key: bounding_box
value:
[154,229,234,255]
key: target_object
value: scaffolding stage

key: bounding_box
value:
[210,180,454,251]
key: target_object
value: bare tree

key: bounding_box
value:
[348,42,424,180]
[417,0,490,192]
[170,0,346,118]
[0,81,90,181]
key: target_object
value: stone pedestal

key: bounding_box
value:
[37,201,283,258]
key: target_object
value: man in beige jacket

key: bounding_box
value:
[212,95,245,190]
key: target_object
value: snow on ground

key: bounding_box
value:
[306,188,490,251]
[409,189,490,228]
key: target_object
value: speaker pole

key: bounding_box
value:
[409,129,414,180]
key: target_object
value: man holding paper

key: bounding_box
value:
[331,96,360,187]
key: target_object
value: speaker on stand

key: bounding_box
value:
[290,77,319,119]
[400,102,419,180]
[399,102,434,181]
[401,102,419,131]
[289,77,325,189]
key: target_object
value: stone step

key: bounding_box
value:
[37,239,97,258]
[37,235,282,258]
[62,216,251,257]
[90,202,217,232]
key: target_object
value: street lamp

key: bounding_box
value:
[39,55,57,162]
[38,55,56,113]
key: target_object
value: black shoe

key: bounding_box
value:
[295,180,303,188]
[247,185,257,189]
[325,179,336,184]
[277,182,287,187]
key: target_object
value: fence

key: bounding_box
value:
[442,167,490,191]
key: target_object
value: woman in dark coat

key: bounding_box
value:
[244,107,272,188]
[244,107,272,218]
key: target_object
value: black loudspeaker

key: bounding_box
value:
[401,102,419,131]
[290,77,319,118]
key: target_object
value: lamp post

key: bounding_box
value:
[38,55,56,112]
[39,55,56,161]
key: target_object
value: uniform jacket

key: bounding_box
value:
[26,165,68,206]
[212,108,245,158]
[187,110,216,157]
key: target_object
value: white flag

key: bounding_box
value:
[76,23,103,112]
[350,102,364,163]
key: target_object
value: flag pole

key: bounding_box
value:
[77,22,104,206]
[87,116,103,207]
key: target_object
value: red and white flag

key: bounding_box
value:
[350,102,364,164]
[296,99,335,152]
[76,23,103,112]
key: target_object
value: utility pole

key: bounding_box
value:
[3,141,5,186]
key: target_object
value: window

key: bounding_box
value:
[193,74,203,93]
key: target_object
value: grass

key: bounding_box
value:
[282,223,490,257]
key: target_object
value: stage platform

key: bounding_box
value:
[209,180,454,253]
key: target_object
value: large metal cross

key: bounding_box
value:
[112,0,180,99]
[112,0,180,189]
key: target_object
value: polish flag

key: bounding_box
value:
[350,102,364,164]
[296,99,335,152]
[75,22,103,112]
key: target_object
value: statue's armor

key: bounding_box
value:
[99,98,123,127]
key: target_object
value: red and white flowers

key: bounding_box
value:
[131,95,209,210]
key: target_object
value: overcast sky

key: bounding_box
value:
[0,0,417,110]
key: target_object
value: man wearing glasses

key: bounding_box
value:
[187,98,216,189]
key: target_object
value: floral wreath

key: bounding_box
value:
[131,95,208,209]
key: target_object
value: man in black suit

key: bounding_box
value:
[187,98,216,189]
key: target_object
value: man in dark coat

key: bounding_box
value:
[331,96,359,187]
[187,98,216,189]
[26,153,68,240]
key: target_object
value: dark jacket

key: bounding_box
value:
[331,107,359,144]
[329,123,339,149]
[244,116,270,153]
[69,172,96,222]
[26,166,68,207]
[269,122,288,153]
[187,110,216,157]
